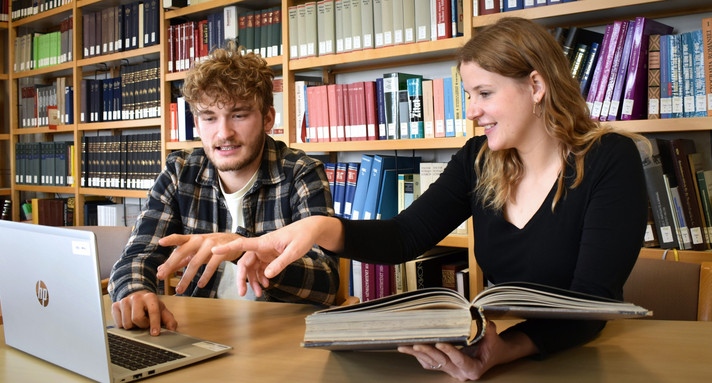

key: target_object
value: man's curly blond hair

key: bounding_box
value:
[182,42,274,116]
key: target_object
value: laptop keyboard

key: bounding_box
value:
[108,333,186,371]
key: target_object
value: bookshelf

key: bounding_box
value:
[4,0,712,299]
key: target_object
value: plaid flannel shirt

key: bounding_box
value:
[108,136,338,306]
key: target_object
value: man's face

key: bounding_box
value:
[194,98,274,173]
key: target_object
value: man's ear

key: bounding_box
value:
[193,114,201,136]
[529,70,547,103]
[263,106,276,133]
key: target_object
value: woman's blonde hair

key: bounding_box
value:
[457,17,639,211]
[182,42,274,116]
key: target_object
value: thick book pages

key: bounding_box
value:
[303,282,651,350]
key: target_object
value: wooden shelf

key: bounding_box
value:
[290,37,466,73]
[639,247,712,264]
[11,62,73,79]
[0,188,10,196]
[438,235,468,249]
[0,134,9,140]
[80,188,149,199]
[10,3,73,29]
[165,0,281,20]
[610,116,712,133]
[165,55,283,82]
[14,184,75,193]
[77,45,161,68]
[12,125,75,135]
[166,140,202,151]
[0,74,7,81]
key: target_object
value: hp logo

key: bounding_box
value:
[36,280,49,307]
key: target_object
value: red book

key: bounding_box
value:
[436,0,452,40]
[318,85,331,142]
[479,0,501,16]
[327,84,340,142]
[375,264,392,299]
[362,263,376,301]
[351,82,367,141]
[306,86,318,142]
[433,78,446,138]
[334,84,346,141]
[364,81,378,141]
[342,84,352,140]
[170,102,178,142]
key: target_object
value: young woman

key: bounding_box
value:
[171,17,649,380]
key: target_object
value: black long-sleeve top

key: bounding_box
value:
[338,133,648,357]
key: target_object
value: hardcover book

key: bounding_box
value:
[620,17,673,120]
[303,282,651,350]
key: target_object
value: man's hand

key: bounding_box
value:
[156,233,244,294]
[111,291,177,336]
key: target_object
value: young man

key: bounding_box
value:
[108,44,338,336]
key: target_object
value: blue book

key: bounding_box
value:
[669,33,683,119]
[376,78,387,140]
[376,169,398,220]
[690,29,707,117]
[324,162,336,196]
[64,86,73,124]
[504,0,524,12]
[443,77,455,137]
[362,155,422,220]
[333,162,348,217]
[579,42,600,96]
[407,77,424,139]
[660,34,672,119]
[343,162,360,220]
[350,154,374,220]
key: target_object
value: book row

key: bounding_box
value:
[561,16,712,122]
[296,70,467,143]
[290,0,465,60]
[166,5,282,73]
[476,0,580,16]
[82,0,161,59]
[10,0,70,21]
[18,77,73,129]
[14,15,73,73]
[14,141,74,186]
[639,138,712,252]
[323,153,467,301]
[351,247,470,302]
[80,60,160,123]
[12,134,161,191]
[81,133,162,190]
[15,197,139,227]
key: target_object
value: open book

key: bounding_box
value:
[302,282,652,350]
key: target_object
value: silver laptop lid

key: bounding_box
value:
[0,220,112,382]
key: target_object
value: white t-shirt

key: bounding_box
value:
[216,170,260,300]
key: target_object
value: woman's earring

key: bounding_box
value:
[533,101,543,118]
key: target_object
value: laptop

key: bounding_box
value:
[0,220,232,382]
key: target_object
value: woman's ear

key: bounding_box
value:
[529,70,546,103]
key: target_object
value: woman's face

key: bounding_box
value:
[460,62,543,152]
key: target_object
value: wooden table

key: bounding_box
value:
[1,295,710,382]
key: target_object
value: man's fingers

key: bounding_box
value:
[157,234,189,247]
[160,304,178,332]
[141,294,162,336]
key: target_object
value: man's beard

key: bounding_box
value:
[207,133,265,172]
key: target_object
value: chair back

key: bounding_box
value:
[70,226,132,279]
[624,258,700,321]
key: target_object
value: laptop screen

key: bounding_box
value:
[0,221,113,382]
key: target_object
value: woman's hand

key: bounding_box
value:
[212,216,344,281]
[397,321,537,381]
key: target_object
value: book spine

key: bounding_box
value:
[703,17,712,116]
